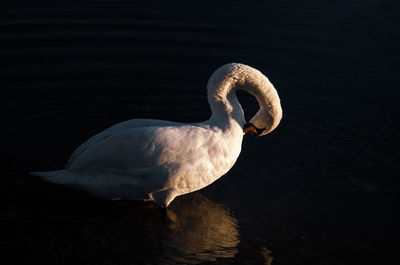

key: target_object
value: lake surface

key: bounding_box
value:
[2,0,399,264]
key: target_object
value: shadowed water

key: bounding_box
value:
[2,0,400,264]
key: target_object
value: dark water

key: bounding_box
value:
[2,0,400,264]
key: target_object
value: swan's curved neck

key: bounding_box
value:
[207,83,245,128]
[206,63,279,129]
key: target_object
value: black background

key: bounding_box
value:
[2,1,400,264]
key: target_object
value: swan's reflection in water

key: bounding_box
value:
[162,193,239,264]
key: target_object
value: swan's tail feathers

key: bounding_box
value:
[31,170,73,185]
[30,169,151,200]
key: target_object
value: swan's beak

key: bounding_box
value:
[243,123,264,136]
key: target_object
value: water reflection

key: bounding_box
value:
[163,193,239,264]
[259,246,274,265]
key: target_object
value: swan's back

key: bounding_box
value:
[67,119,180,166]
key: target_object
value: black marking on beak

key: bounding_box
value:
[243,123,266,136]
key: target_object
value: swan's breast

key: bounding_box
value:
[150,125,243,193]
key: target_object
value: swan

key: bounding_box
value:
[32,63,282,207]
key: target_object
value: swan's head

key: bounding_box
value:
[236,65,282,137]
[243,102,282,136]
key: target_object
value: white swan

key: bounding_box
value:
[32,63,282,207]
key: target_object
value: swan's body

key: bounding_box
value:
[32,63,282,207]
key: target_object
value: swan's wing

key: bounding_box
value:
[62,125,189,198]
[69,125,174,170]
[68,124,214,183]
[67,119,180,167]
